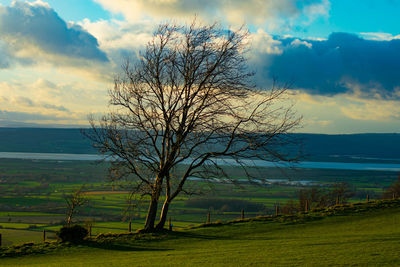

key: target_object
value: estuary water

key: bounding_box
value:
[0,152,399,172]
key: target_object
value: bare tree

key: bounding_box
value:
[298,186,326,211]
[331,182,354,205]
[383,172,400,199]
[85,21,301,232]
[64,186,87,227]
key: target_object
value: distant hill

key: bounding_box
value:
[0,128,399,161]
[297,133,400,161]
[0,128,96,154]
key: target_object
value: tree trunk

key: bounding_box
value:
[143,195,159,232]
[155,199,170,231]
[66,210,73,227]
[142,175,164,232]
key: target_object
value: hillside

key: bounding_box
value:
[1,199,400,266]
[0,128,96,154]
[0,128,399,162]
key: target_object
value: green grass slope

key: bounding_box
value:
[1,200,400,266]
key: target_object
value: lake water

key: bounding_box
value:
[0,152,399,172]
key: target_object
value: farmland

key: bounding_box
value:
[0,157,398,246]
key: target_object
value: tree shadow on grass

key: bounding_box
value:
[304,236,400,247]
[175,231,278,242]
[81,240,172,252]
[167,230,221,240]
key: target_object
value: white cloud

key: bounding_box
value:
[26,0,51,8]
[0,76,109,125]
[0,1,108,69]
[360,32,400,41]
[296,89,400,122]
[340,98,400,121]
[79,19,153,52]
[292,90,400,133]
[290,39,312,48]
[303,0,330,24]
[337,80,400,121]
[251,29,283,55]
[94,0,330,28]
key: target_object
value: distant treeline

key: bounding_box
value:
[0,128,399,161]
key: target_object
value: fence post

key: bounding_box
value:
[43,229,46,242]
[89,225,92,237]
[241,209,245,220]
[366,194,369,202]
[336,196,339,205]
[207,211,211,224]
[305,200,309,212]
[128,221,132,232]
[0,233,2,247]
[275,203,279,216]
[168,217,172,231]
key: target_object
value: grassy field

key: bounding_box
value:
[1,200,400,266]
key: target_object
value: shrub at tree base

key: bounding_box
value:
[57,225,88,243]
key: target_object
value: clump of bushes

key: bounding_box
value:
[57,225,88,243]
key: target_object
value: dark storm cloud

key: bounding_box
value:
[0,1,108,64]
[256,33,400,99]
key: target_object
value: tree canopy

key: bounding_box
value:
[86,21,301,232]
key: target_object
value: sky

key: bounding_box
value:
[0,0,399,134]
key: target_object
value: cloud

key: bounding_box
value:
[252,32,400,99]
[292,90,400,133]
[42,103,69,112]
[0,77,109,126]
[0,41,12,68]
[0,1,108,68]
[79,19,153,61]
[9,95,70,113]
[290,39,312,48]
[250,29,283,55]
[0,109,73,123]
[302,0,330,24]
[294,91,400,124]
[14,96,35,107]
[94,0,329,28]
[340,98,400,121]
[360,32,400,41]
